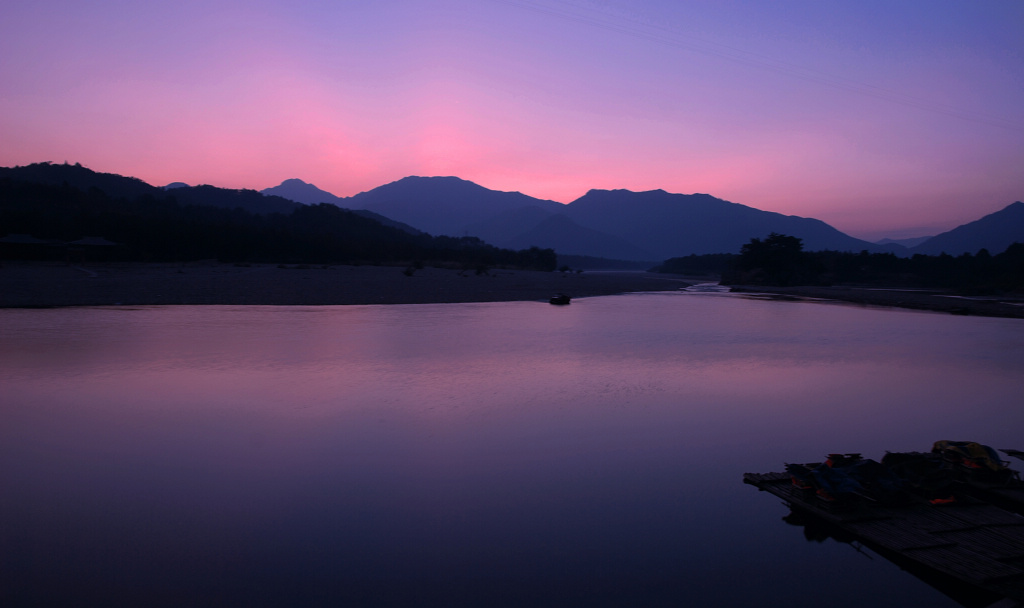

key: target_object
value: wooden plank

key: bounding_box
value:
[936,528,1024,561]
[917,506,1024,532]
[845,518,953,551]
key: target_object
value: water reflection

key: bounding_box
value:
[2,293,1023,606]
[782,510,1003,608]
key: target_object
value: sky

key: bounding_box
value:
[1,1,1022,241]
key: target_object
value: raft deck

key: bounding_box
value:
[744,470,1024,602]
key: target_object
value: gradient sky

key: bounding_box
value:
[2,0,1022,240]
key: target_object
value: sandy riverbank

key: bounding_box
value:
[0,261,694,307]
[6,262,1020,318]
[730,284,1024,319]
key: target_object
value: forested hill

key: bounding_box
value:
[0,162,304,215]
[0,163,556,270]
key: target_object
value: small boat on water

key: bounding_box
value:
[549,294,571,305]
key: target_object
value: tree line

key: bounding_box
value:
[653,233,1024,294]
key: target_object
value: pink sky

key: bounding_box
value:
[2,0,1022,240]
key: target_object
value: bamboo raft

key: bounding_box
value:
[744,449,1024,603]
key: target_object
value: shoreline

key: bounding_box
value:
[729,284,1024,319]
[4,261,1021,319]
[0,261,693,308]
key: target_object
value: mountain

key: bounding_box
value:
[265,176,668,258]
[460,205,654,259]
[1,162,557,269]
[170,185,303,215]
[560,189,881,259]
[262,178,343,205]
[462,205,558,246]
[265,177,892,260]
[0,162,159,200]
[910,201,1024,256]
[349,210,425,235]
[0,162,304,217]
[262,178,424,234]
[27,162,1019,263]
[502,214,658,261]
[877,236,931,248]
[344,176,566,237]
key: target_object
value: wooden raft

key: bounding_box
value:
[744,471,1024,601]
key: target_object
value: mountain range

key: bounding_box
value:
[263,176,1024,261]
[905,202,1024,257]
[1,162,559,269]
[1,162,1019,262]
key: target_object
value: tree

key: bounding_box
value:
[728,233,818,286]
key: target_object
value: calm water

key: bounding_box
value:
[2,292,1023,607]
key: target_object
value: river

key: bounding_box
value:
[2,291,1023,606]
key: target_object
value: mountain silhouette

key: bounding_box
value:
[460,206,654,259]
[461,205,558,246]
[265,178,638,257]
[502,213,658,261]
[344,176,565,237]
[1,162,158,200]
[261,178,424,234]
[15,162,1023,262]
[560,188,881,259]
[0,163,305,216]
[876,236,932,248]
[910,201,1024,256]
[171,185,303,215]
[262,178,344,205]
[1,162,557,269]
[265,177,885,259]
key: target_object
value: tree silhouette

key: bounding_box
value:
[732,233,818,285]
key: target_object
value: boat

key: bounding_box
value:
[745,441,1024,603]
[549,294,571,305]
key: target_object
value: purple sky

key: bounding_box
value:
[2,1,1022,240]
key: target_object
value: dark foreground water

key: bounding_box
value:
[2,291,1023,607]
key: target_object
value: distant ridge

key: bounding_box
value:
[910,201,1024,256]
[560,188,882,259]
[261,178,424,234]
[344,176,566,237]
[876,236,932,248]
[263,177,888,260]
[0,162,157,200]
[170,184,303,215]
[10,162,1022,262]
[503,214,658,262]
[0,162,558,269]
[262,178,343,205]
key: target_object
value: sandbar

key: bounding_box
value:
[0,261,693,307]
[730,284,1024,319]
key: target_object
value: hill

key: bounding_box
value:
[262,178,344,205]
[15,162,1023,264]
[0,162,304,216]
[910,202,1024,256]
[171,184,303,215]
[344,176,566,236]
[501,213,657,262]
[0,162,158,200]
[261,178,423,234]
[267,176,887,260]
[560,189,882,259]
[0,163,556,270]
